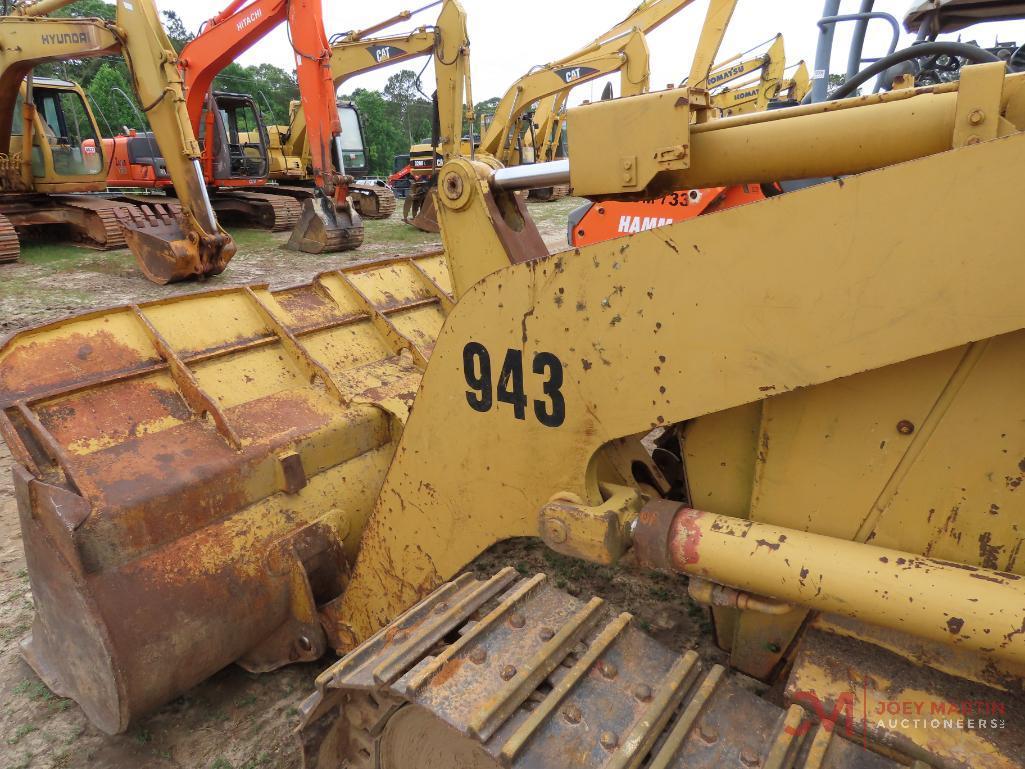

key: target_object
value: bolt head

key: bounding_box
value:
[544,517,569,544]
[563,704,582,724]
[500,664,517,681]
[539,627,555,641]
[469,647,487,664]
[699,722,719,744]
[969,109,985,125]
[509,612,526,629]
[442,172,464,200]
[740,748,762,767]
[598,661,618,679]
[633,684,653,702]
[897,420,915,436]
[435,601,449,614]
[600,730,619,750]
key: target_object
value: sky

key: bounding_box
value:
[157,1,1025,105]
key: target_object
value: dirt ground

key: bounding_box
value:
[0,198,722,769]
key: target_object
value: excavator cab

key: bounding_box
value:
[334,100,368,177]
[9,79,105,189]
[199,91,270,185]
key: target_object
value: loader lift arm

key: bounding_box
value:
[2,0,234,283]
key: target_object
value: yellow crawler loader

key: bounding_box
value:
[0,0,235,283]
[2,2,1025,769]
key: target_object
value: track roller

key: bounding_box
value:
[299,569,907,769]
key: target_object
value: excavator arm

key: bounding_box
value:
[178,0,287,136]
[480,0,739,167]
[2,0,234,283]
[283,0,470,170]
[710,34,790,116]
[478,29,652,166]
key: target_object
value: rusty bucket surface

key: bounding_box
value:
[287,195,365,254]
[123,215,236,284]
[0,250,453,732]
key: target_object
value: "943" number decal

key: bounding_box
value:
[462,342,565,427]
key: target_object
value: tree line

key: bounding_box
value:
[31,0,502,177]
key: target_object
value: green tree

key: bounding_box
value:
[382,70,433,143]
[35,0,121,84]
[87,63,141,136]
[474,96,501,135]
[162,10,195,52]
[350,88,405,176]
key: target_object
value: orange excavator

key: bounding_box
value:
[111,0,365,252]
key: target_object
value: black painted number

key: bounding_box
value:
[533,352,565,427]
[463,342,492,412]
[497,349,528,420]
[463,343,566,427]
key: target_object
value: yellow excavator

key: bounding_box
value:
[704,35,810,116]
[262,1,472,222]
[5,2,1025,769]
[0,0,234,283]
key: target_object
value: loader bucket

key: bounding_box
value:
[122,216,236,284]
[287,195,365,254]
[0,250,454,733]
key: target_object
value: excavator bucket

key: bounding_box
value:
[287,194,365,253]
[0,250,453,733]
[122,215,237,284]
[409,190,441,233]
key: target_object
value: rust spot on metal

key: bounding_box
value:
[947,617,965,634]
[0,329,159,404]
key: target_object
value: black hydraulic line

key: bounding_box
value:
[829,41,1001,100]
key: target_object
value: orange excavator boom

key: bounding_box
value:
[179,0,287,136]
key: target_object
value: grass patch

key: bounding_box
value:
[0,623,28,642]
[211,758,234,769]
[227,228,285,250]
[364,217,439,246]
[7,723,37,745]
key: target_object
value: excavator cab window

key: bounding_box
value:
[335,102,369,177]
[201,92,270,183]
[11,84,103,179]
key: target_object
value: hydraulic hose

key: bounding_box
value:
[830,41,1000,100]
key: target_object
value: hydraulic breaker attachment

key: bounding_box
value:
[287,194,365,254]
[299,571,917,769]
[0,250,453,732]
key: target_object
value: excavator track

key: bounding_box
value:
[300,570,912,769]
[212,191,303,232]
[55,195,180,250]
[528,184,572,202]
[0,212,19,263]
[350,183,397,220]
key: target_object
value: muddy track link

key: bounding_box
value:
[351,184,397,220]
[217,191,303,231]
[0,212,19,263]
[56,196,179,250]
[321,221,365,252]
[529,184,572,203]
[300,569,910,769]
